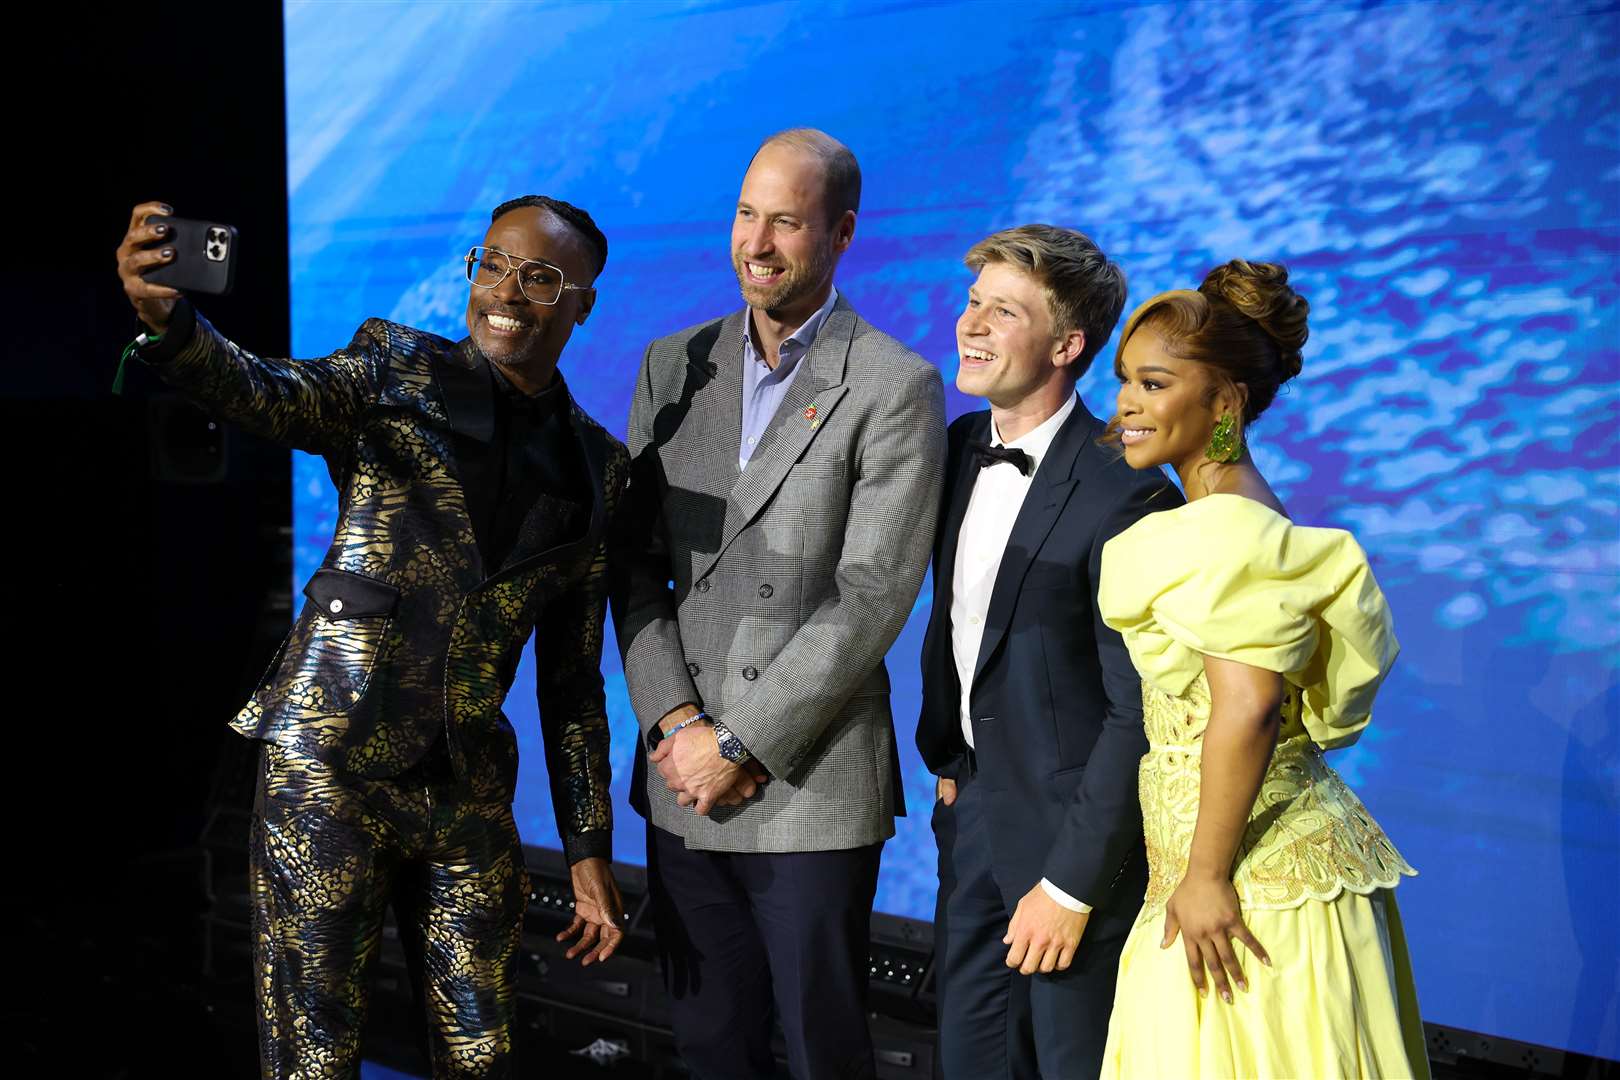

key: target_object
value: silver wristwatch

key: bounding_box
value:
[712,720,753,766]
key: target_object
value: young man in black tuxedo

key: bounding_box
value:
[917,226,1182,1078]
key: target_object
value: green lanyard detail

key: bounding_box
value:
[113,330,162,396]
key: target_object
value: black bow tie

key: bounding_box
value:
[968,440,1032,476]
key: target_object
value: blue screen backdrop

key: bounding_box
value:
[283,0,1618,1059]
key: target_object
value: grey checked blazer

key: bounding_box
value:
[614,295,946,852]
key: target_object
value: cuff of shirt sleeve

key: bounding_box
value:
[563,829,612,866]
[136,297,196,364]
[1039,877,1093,914]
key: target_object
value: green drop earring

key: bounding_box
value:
[1206,413,1243,463]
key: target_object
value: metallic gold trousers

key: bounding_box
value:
[251,742,526,1079]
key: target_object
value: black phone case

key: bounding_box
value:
[145,215,238,296]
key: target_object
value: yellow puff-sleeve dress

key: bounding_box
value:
[1096,494,1428,1080]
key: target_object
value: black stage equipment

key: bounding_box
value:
[199,838,1609,1078]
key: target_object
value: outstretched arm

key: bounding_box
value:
[116,201,384,456]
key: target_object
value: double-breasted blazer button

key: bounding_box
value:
[758,583,773,599]
[687,662,701,677]
[742,666,758,681]
[696,578,711,593]
[328,598,344,615]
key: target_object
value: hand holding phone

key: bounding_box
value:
[116,202,239,333]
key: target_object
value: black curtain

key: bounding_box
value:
[9,5,291,1074]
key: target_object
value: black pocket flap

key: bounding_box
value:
[303,568,400,619]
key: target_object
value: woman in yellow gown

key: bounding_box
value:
[1096,261,1429,1079]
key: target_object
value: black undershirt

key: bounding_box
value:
[467,363,586,573]
[433,363,583,781]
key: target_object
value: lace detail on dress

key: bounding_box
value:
[1139,673,1415,914]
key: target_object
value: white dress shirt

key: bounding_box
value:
[949,394,1092,914]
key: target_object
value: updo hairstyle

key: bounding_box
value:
[1115,259,1309,425]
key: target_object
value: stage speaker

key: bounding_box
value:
[870,911,936,1024]
[511,846,944,1076]
[517,847,666,1026]
[521,846,653,951]
[871,1013,937,1079]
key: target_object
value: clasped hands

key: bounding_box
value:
[651,704,769,815]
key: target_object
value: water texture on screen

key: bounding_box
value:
[282,0,1619,1058]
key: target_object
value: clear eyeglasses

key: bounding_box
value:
[463,246,591,305]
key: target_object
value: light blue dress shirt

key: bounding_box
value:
[738,287,839,470]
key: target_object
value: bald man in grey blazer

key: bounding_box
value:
[614,129,945,1079]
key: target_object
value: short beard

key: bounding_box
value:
[732,242,833,319]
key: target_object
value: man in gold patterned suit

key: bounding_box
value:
[115,196,629,1078]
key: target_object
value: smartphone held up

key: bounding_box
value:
[145,215,238,296]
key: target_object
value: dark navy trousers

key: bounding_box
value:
[647,823,884,1080]
[932,771,1139,1080]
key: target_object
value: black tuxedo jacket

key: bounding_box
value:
[149,304,626,860]
[917,400,1182,911]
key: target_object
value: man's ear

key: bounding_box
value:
[1052,329,1086,370]
[576,287,596,326]
[833,209,856,254]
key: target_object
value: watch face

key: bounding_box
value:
[714,723,749,764]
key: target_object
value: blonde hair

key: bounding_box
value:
[965,224,1127,372]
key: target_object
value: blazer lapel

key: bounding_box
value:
[484,395,607,585]
[436,339,495,558]
[973,401,1101,687]
[427,340,495,585]
[683,312,751,498]
[698,299,854,581]
[438,338,495,444]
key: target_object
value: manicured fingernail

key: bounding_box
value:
[161,204,173,213]
[1221,990,1232,1004]
[161,248,174,258]
[1237,981,1247,992]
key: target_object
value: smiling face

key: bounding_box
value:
[1114,327,1237,474]
[465,206,596,390]
[955,261,1083,414]
[731,142,852,319]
